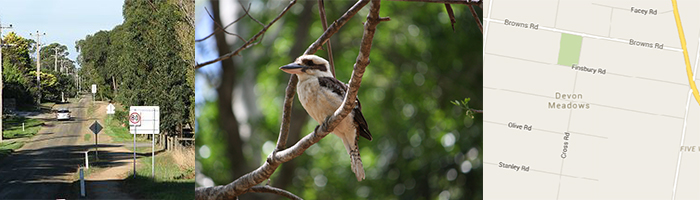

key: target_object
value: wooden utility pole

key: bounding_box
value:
[30,31,46,105]
[0,19,13,143]
[53,47,59,72]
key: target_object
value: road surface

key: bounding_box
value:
[0,95,97,199]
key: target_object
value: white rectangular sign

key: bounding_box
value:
[91,84,97,94]
[129,106,159,134]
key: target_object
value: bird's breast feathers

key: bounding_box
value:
[297,77,345,124]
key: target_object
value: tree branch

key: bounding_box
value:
[195,0,297,69]
[274,75,298,151]
[468,4,482,33]
[247,185,302,200]
[318,0,336,78]
[303,0,370,55]
[195,4,252,43]
[195,0,386,199]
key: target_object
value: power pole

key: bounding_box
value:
[30,31,45,105]
[0,19,13,143]
[53,47,59,72]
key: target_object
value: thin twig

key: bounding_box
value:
[318,0,336,78]
[196,5,251,43]
[304,0,370,55]
[195,0,297,69]
[444,4,456,31]
[468,5,482,33]
[247,185,303,200]
[470,109,483,114]
[388,0,482,5]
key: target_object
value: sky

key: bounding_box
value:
[0,0,125,68]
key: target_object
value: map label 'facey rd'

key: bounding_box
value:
[631,7,658,15]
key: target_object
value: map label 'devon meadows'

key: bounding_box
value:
[572,64,606,75]
[508,122,532,131]
[499,162,530,172]
[548,92,591,109]
[504,19,539,30]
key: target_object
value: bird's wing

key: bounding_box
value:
[317,77,372,141]
[353,99,372,141]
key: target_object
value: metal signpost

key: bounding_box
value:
[89,121,102,160]
[91,84,96,103]
[129,106,159,178]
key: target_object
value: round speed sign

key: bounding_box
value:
[129,112,141,125]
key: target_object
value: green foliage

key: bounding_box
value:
[452,98,478,119]
[2,32,77,106]
[0,141,25,161]
[197,1,483,199]
[124,152,194,200]
[2,116,44,139]
[105,113,147,143]
[2,32,38,107]
[76,0,194,136]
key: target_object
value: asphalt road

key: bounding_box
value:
[0,96,98,199]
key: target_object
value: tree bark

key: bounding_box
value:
[212,0,248,180]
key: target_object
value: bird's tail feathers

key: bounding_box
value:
[350,149,365,181]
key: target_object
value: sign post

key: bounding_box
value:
[129,106,159,179]
[89,121,102,160]
[91,84,96,103]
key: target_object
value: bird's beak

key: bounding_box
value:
[279,63,305,74]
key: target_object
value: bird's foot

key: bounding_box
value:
[266,149,279,164]
[314,125,321,133]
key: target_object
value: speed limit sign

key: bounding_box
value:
[129,112,141,126]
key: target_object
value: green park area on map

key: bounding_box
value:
[557,33,583,66]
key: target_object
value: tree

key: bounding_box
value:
[2,32,37,107]
[76,0,194,139]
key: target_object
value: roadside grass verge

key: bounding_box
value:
[123,150,194,199]
[84,133,92,142]
[0,141,25,160]
[3,116,44,139]
[87,103,97,117]
[104,116,147,143]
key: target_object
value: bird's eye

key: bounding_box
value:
[304,60,314,66]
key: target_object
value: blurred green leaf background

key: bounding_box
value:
[195,0,482,199]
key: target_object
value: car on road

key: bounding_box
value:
[56,108,71,121]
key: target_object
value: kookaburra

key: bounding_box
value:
[280,55,372,181]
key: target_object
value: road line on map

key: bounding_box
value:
[672,0,700,106]
[671,90,693,200]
